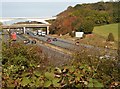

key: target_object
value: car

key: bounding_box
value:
[33,32,37,36]
[31,40,37,44]
[53,38,57,41]
[26,32,29,35]
[16,31,19,35]
[75,41,79,46]
[23,40,30,44]
[46,38,51,43]
[38,32,42,36]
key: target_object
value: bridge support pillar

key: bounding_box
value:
[23,27,26,34]
[47,26,49,35]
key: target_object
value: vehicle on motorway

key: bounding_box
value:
[38,31,46,36]
[26,32,29,35]
[38,30,42,33]
[31,40,37,44]
[33,31,37,36]
[16,31,19,34]
[16,30,24,35]
[75,41,80,46]
[23,40,30,44]
[37,30,42,35]
[53,38,57,41]
[10,32,17,41]
[23,39,37,44]
[41,31,46,36]
[46,38,51,43]
[38,32,42,36]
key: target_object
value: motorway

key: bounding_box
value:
[25,30,118,61]
[18,34,73,66]
[1,29,118,66]
[26,30,117,54]
[27,30,80,51]
[2,30,72,66]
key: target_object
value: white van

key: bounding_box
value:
[41,31,46,36]
[33,31,37,36]
[38,32,42,36]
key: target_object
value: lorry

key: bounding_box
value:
[11,32,17,41]
[37,30,46,36]
[37,30,42,36]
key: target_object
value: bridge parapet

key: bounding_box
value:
[2,23,51,29]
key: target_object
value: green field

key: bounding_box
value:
[93,23,119,41]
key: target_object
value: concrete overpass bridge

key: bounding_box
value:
[0,17,57,34]
[2,23,51,34]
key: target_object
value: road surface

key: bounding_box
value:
[2,30,73,66]
[26,30,117,56]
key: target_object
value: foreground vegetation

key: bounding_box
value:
[2,42,120,88]
[0,22,2,31]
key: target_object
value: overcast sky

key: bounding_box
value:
[1,0,110,3]
[1,0,110,18]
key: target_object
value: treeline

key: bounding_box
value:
[50,1,120,35]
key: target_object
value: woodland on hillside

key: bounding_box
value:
[50,1,120,35]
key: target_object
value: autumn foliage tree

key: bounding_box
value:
[78,20,94,34]
[50,1,119,35]
[50,15,77,35]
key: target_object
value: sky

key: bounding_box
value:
[1,0,110,2]
[1,0,110,18]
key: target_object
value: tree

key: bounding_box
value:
[106,33,115,42]
[77,20,94,34]
[67,6,73,10]
[74,4,82,9]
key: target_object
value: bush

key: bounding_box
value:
[2,42,48,68]
[77,20,94,34]
[106,33,115,42]
[69,31,75,37]
[73,48,119,88]
[2,41,119,88]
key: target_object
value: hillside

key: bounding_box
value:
[50,1,120,35]
[93,23,119,41]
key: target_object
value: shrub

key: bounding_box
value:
[69,31,75,37]
[106,33,115,42]
[2,42,48,68]
[2,41,119,88]
[73,47,119,88]
[77,20,94,34]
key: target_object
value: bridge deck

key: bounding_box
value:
[2,24,51,29]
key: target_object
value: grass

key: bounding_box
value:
[93,23,119,41]
[49,23,119,49]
